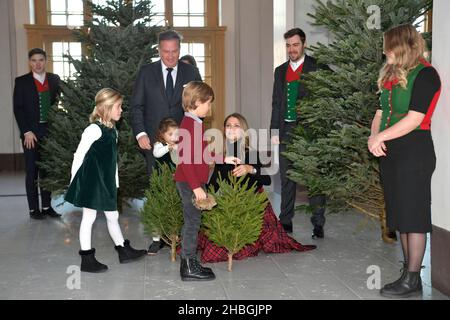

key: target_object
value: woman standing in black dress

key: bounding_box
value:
[368,24,441,298]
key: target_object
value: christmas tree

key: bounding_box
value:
[283,0,432,242]
[202,173,268,271]
[39,0,162,205]
[140,163,183,261]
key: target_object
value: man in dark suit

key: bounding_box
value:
[131,30,202,253]
[13,48,62,220]
[270,28,326,239]
[131,30,202,173]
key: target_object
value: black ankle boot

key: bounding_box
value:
[79,248,108,273]
[180,257,215,281]
[383,261,408,290]
[380,271,422,298]
[115,239,147,263]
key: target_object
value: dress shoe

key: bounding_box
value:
[312,226,324,239]
[30,210,46,220]
[42,207,61,218]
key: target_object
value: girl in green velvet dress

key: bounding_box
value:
[65,88,147,273]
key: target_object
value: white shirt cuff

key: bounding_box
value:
[136,132,148,141]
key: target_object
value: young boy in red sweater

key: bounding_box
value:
[175,81,239,281]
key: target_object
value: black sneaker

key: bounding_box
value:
[30,210,46,220]
[147,240,164,255]
[42,207,61,218]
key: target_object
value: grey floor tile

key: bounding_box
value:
[289,273,362,300]
[1,173,448,300]
[84,279,145,300]
[221,278,303,300]
[212,255,285,281]
[144,279,227,300]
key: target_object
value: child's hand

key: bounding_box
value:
[224,156,241,165]
[170,143,178,151]
[193,188,207,201]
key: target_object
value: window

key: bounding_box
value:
[415,10,433,33]
[173,0,205,27]
[27,0,225,129]
[180,42,207,81]
[51,41,82,80]
[47,0,84,26]
[150,0,166,26]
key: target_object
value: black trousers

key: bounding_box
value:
[23,123,51,211]
[176,182,204,259]
[278,122,326,228]
[143,149,155,176]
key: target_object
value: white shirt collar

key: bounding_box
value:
[290,55,305,70]
[185,112,203,123]
[33,72,46,84]
[161,60,178,72]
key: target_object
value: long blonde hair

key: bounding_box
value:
[89,88,123,128]
[223,113,250,160]
[377,24,427,90]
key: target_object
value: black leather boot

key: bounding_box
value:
[383,261,408,290]
[79,248,108,273]
[380,271,422,298]
[180,257,215,281]
[115,239,147,263]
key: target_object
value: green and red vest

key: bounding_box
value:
[34,77,51,123]
[285,63,304,122]
[379,60,440,132]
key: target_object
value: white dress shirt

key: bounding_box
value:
[290,55,305,71]
[33,72,46,85]
[161,60,178,88]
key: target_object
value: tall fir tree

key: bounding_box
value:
[39,0,163,205]
[140,163,183,262]
[283,0,432,242]
[202,173,268,271]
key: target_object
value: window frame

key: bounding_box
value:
[26,0,225,130]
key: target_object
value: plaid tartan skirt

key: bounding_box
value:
[197,202,316,263]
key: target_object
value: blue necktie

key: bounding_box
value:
[166,67,174,99]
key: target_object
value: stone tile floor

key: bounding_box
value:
[0,172,448,300]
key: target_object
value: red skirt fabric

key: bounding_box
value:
[197,202,316,263]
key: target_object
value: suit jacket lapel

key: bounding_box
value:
[171,62,184,104]
[303,55,316,73]
[280,62,289,92]
[155,61,170,105]
[27,72,39,103]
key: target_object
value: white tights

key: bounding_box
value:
[79,208,125,251]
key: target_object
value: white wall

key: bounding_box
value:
[431,0,450,231]
[274,0,294,67]
[0,0,29,157]
[221,0,274,131]
[294,0,331,49]
[221,0,238,120]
